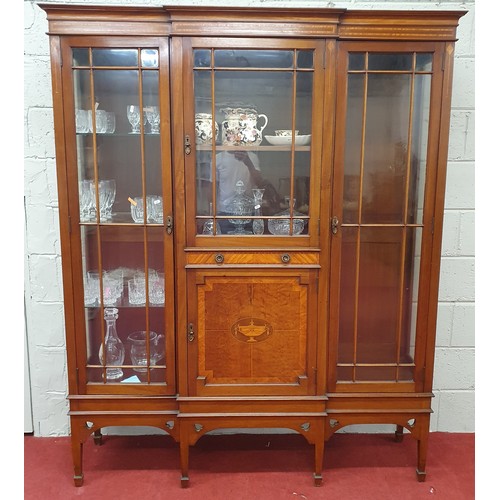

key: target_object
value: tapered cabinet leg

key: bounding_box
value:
[180,424,190,488]
[313,438,324,486]
[71,436,84,486]
[416,429,429,482]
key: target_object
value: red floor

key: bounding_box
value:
[24,432,474,499]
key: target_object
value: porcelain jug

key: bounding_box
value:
[220,107,268,146]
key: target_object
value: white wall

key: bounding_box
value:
[24,0,475,436]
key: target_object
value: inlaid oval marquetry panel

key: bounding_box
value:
[231,317,273,344]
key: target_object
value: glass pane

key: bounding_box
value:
[194,49,211,68]
[74,47,167,386]
[348,53,365,71]
[214,49,293,68]
[82,225,167,383]
[337,226,420,382]
[368,53,413,71]
[356,227,402,365]
[297,50,314,69]
[92,48,138,67]
[338,226,357,364]
[400,227,421,368]
[343,73,364,224]
[362,74,411,224]
[296,72,312,137]
[73,48,90,67]
[415,53,433,72]
[409,75,431,224]
[141,49,159,68]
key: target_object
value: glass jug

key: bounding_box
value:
[127,331,165,373]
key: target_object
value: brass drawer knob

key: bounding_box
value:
[214,253,224,264]
[281,253,291,264]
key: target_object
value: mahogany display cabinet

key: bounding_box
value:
[39,3,465,487]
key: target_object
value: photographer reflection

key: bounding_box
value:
[215,150,282,233]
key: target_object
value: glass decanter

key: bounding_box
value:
[98,307,125,381]
[268,196,306,235]
[223,180,253,235]
[252,188,265,235]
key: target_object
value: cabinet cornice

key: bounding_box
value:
[39,4,465,41]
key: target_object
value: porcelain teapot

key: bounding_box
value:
[220,107,268,146]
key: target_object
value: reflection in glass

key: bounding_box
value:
[368,53,413,71]
[73,48,89,66]
[194,49,211,68]
[141,49,159,68]
[214,49,293,68]
[342,73,364,224]
[348,53,365,71]
[415,53,433,72]
[297,50,314,69]
[92,48,138,67]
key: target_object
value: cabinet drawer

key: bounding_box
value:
[185,251,320,267]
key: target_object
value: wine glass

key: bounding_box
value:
[78,180,92,221]
[100,179,116,221]
[145,106,160,134]
[127,105,141,134]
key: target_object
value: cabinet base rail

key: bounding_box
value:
[68,410,431,487]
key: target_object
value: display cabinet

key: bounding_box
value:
[40,3,465,488]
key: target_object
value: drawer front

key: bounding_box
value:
[185,251,320,267]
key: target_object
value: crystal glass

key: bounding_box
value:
[105,112,116,134]
[78,179,92,222]
[127,104,141,134]
[128,277,146,305]
[88,110,108,134]
[202,202,222,235]
[84,271,99,306]
[149,272,165,305]
[102,271,123,306]
[145,106,160,134]
[150,195,163,223]
[252,188,265,235]
[75,109,89,133]
[223,180,254,235]
[89,179,116,222]
[98,307,125,381]
[101,179,116,221]
[268,197,306,235]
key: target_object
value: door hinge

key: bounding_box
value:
[188,322,195,342]
[165,215,173,235]
[184,135,192,155]
[68,215,72,235]
[431,217,435,235]
[331,216,339,235]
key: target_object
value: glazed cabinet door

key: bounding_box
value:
[329,42,445,392]
[172,37,325,396]
[60,37,176,394]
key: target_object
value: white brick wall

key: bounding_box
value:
[24,0,475,436]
